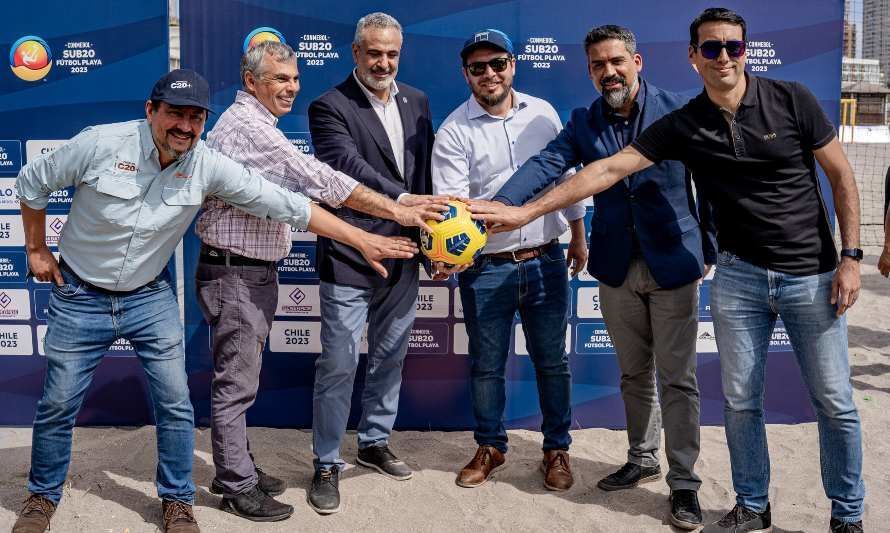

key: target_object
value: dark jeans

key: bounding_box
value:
[195,261,278,495]
[458,242,572,453]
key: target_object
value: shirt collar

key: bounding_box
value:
[139,120,158,161]
[352,69,399,105]
[604,79,646,123]
[236,90,278,126]
[466,89,528,120]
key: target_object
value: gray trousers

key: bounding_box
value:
[598,257,702,491]
[195,261,278,495]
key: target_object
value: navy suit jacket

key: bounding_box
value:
[308,75,434,288]
[494,80,717,289]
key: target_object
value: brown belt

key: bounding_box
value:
[484,240,557,262]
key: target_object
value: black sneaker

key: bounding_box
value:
[220,485,293,522]
[307,467,340,515]
[830,518,864,532]
[210,466,286,497]
[356,445,413,480]
[702,503,772,532]
[596,462,661,491]
[670,489,703,530]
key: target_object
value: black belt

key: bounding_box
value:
[199,244,275,267]
[484,240,558,262]
[58,256,166,294]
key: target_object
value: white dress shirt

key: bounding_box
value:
[432,90,585,254]
[353,70,405,177]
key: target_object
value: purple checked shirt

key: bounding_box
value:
[196,90,359,261]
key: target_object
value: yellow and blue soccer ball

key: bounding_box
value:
[420,200,487,266]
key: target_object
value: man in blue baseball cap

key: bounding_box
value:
[11,68,418,533]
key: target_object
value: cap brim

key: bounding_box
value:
[156,96,215,113]
[460,42,510,61]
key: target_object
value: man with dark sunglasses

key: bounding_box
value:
[431,28,588,492]
[472,7,865,533]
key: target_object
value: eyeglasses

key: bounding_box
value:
[464,57,512,76]
[693,40,746,60]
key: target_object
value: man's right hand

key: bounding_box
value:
[357,234,419,278]
[27,246,63,285]
[395,195,451,233]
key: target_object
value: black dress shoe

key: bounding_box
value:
[830,518,864,532]
[307,467,340,515]
[597,462,661,491]
[220,486,293,522]
[670,489,703,530]
[702,503,772,532]
[356,444,413,480]
[210,465,286,497]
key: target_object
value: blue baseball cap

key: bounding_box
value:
[149,69,213,112]
[460,29,514,62]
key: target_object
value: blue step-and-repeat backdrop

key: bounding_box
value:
[1,0,842,429]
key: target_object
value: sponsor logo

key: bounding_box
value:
[698,331,715,341]
[9,35,52,81]
[49,217,64,234]
[174,172,190,179]
[474,31,490,43]
[170,80,191,89]
[243,27,285,54]
[0,292,11,308]
[762,132,777,141]
[116,160,137,172]
[0,290,30,320]
[289,287,306,305]
[277,285,318,316]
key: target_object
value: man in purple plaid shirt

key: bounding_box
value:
[194,40,448,522]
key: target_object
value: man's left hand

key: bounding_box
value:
[831,257,861,316]
[566,237,588,278]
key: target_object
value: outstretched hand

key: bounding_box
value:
[466,199,531,234]
[395,195,451,233]
[358,235,418,278]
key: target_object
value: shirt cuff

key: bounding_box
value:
[490,195,514,206]
[327,172,360,208]
[397,192,410,204]
[18,196,49,211]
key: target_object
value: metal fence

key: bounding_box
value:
[844,142,889,248]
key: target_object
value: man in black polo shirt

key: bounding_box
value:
[471,7,865,533]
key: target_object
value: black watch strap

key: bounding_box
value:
[840,248,864,261]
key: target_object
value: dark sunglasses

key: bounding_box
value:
[694,40,746,60]
[464,56,512,76]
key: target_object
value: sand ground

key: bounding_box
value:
[0,252,887,532]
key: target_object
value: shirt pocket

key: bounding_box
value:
[162,185,203,206]
[91,172,144,228]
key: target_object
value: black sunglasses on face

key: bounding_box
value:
[694,40,746,60]
[464,56,512,76]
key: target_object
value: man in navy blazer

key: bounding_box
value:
[305,12,439,514]
[491,25,715,530]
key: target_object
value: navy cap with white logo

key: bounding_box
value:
[460,29,514,62]
[149,69,213,112]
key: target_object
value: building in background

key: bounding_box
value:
[842,58,890,125]
[863,0,890,82]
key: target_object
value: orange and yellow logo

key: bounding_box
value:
[242,27,285,54]
[9,36,52,81]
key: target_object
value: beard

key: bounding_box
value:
[159,129,195,160]
[473,79,512,108]
[358,65,397,92]
[599,75,638,109]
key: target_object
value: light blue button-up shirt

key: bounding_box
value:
[432,90,585,254]
[16,119,312,291]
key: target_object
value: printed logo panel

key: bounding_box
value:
[0,289,30,320]
[0,324,33,355]
[277,245,317,281]
[0,252,27,282]
[452,287,463,318]
[25,140,66,163]
[269,321,321,353]
[276,284,320,317]
[0,178,20,208]
[33,289,50,320]
[769,323,792,351]
[575,322,614,354]
[44,214,67,248]
[453,322,468,355]
[0,215,26,246]
[36,325,47,355]
[290,226,316,242]
[415,286,449,318]
[695,321,718,354]
[576,286,603,318]
[407,323,449,355]
[105,338,135,357]
[514,324,571,355]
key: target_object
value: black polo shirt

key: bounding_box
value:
[632,74,837,275]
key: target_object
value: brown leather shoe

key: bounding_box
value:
[456,445,506,488]
[12,494,56,533]
[542,450,574,491]
[162,500,200,533]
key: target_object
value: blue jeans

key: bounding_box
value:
[711,252,864,522]
[312,270,418,471]
[28,263,195,504]
[459,242,572,453]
